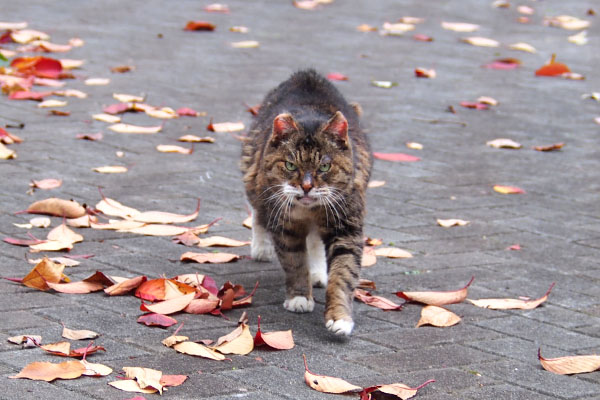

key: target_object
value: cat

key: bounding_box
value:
[240,69,372,336]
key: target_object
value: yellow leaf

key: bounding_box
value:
[173,341,225,360]
[213,323,254,355]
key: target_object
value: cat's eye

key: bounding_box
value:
[319,163,331,172]
[285,161,297,171]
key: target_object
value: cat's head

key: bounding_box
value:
[260,111,354,216]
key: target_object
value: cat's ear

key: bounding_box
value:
[322,111,349,148]
[270,113,298,145]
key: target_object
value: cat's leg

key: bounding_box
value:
[323,235,362,336]
[250,211,275,261]
[273,231,314,313]
[306,229,328,287]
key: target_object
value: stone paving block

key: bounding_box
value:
[0,376,94,400]
[467,336,565,365]
[460,383,560,400]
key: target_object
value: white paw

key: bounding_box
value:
[326,319,354,336]
[310,271,328,288]
[283,296,315,313]
[251,241,275,261]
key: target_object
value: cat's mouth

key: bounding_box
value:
[297,195,318,206]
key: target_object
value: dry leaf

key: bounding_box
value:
[137,313,178,327]
[161,374,188,387]
[184,21,216,31]
[47,222,83,244]
[113,93,144,103]
[416,305,461,328]
[467,282,555,310]
[493,185,525,194]
[173,341,225,360]
[354,289,403,311]
[441,21,479,32]
[156,144,192,154]
[544,15,590,30]
[108,379,158,394]
[461,37,500,47]
[361,380,435,400]
[9,360,85,382]
[361,246,377,267]
[21,257,66,291]
[534,143,564,152]
[178,135,214,143]
[213,323,254,355]
[29,240,74,253]
[538,349,600,375]
[108,123,162,134]
[123,367,164,394]
[181,251,240,264]
[104,275,147,296]
[95,196,140,218]
[254,315,294,350]
[197,236,250,247]
[93,165,128,174]
[54,89,87,98]
[131,199,200,224]
[7,335,42,347]
[486,138,522,149]
[231,40,259,48]
[373,247,412,258]
[303,355,362,394]
[415,67,436,78]
[140,292,195,315]
[146,107,178,119]
[92,113,121,123]
[207,121,245,132]
[81,360,113,376]
[373,152,420,162]
[30,216,51,228]
[162,335,189,348]
[568,31,588,45]
[380,22,415,36]
[406,141,423,150]
[136,278,196,301]
[367,180,386,188]
[25,198,86,218]
[371,80,398,89]
[437,219,470,228]
[396,277,474,306]
[62,326,99,340]
[0,143,17,159]
[84,77,110,85]
[509,42,537,53]
[30,179,62,190]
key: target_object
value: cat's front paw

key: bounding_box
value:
[283,296,315,313]
[326,318,354,336]
[251,241,275,262]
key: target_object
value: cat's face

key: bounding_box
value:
[260,112,354,225]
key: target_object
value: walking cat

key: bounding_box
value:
[241,69,372,336]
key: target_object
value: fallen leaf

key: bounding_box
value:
[242,215,252,229]
[441,21,479,32]
[544,15,590,30]
[10,56,61,78]
[123,367,164,394]
[437,218,470,227]
[354,289,403,311]
[21,257,66,291]
[160,374,188,387]
[538,349,600,375]
[37,99,67,108]
[367,180,386,188]
[303,355,362,394]
[535,54,571,77]
[156,144,192,154]
[108,123,162,134]
[197,236,250,247]
[30,179,62,190]
[509,42,536,53]
[230,40,259,48]
[508,244,522,251]
[110,64,135,73]
[184,298,220,314]
[361,246,377,267]
[47,222,83,244]
[213,323,254,355]
[326,72,348,81]
[380,22,415,36]
[104,275,147,296]
[30,217,52,228]
[40,341,105,358]
[478,96,499,105]
[7,335,42,347]
[373,247,412,258]
[140,292,196,315]
[486,138,522,149]
[76,132,103,141]
[416,305,461,328]
[373,152,420,162]
[415,68,436,78]
[120,224,190,236]
[406,141,423,150]
[357,279,376,290]
[371,80,398,89]
[108,379,158,394]
[137,313,178,327]
[0,127,23,144]
[482,58,520,70]
[9,90,54,101]
[9,360,85,381]
[568,30,588,46]
[176,107,202,117]
[24,198,86,218]
[162,334,189,348]
[0,22,28,30]
[62,325,99,340]
[113,93,144,103]
[413,33,433,42]
[467,282,555,310]
[533,143,564,152]
[207,120,245,133]
[93,165,128,174]
[360,380,435,400]
[92,113,121,123]
[184,21,216,31]
[181,252,240,264]
[254,315,294,350]
[130,199,201,224]
[460,101,489,110]
[173,341,225,360]
[178,134,214,143]
[145,107,178,119]
[80,360,113,376]
[0,143,17,159]
[136,278,196,301]
[29,240,74,253]
[461,37,500,47]
[493,185,525,194]
[59,59,85,69]
[396,277,474,306]
[84,77,110,86]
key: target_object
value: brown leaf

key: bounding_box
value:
[108,379,158,394]
[416,305,461,328]
[47,222,83,244]
[180,251,240,264]
[162,335,189,348]
[22,257,66,291]
[354,289,403,311]
[197,236,250,247]
[361,246,377,267]
[533,143,564,152]
[30,179,62,190]
[123,366,164,394]
[62,325,99,340]
[361,380,435,400]
[173,341,225,360]
[104,275,147,296]
[538,349,600,375]
[25,197,86,218]
[131,199,200,224]
[213,323,254,355]
[467,283,555,310]
[303,355,362,394]
[254,316,294,350]
[184,21,216,31]
[140,292,195,315]
[9,360,85,381]
[396,277,474,306]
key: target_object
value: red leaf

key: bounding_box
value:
[482,59,520,70]
[176,107,200,117]
[137,313,178,327]
[460,101,489,110]
[254,315,295,350]
[373,152,420,162]
[103,103,133,114]
[3,236,45,246]
[10,56,63,79]
[160,374,188,387]
[184,21,216,31]
[354,289,403,311]
[9,90,53,101]
[535,54,571,76]
[326,72,348,81]
[413,33,433,42]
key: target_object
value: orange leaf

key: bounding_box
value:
[493,185,525,194]
[303,355,362,394]
[254,316,295,350]
[396,277,474,305]
[535,54,571,76]
[140,292,195,315]
[538,349,600,375]
[160,374,188,387]
[135,278,197,301]
[22,257,66,291]
[467,283,555,310]
[354,289,403,311]
[9,360,85,381]
[180,251,240,264]
[533,142,564,152]
[416,305,461,328]
[24,197,86,218]
[104,275,147,296]
[184,21,216,31]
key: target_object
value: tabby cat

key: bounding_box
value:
[240,69,372,336]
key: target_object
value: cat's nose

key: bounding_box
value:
[302,172,313,193]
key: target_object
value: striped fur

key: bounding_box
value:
[240,70,372,336]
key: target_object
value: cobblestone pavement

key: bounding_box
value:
[1,1,600,399]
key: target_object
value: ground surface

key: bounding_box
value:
[1,0,600,399]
